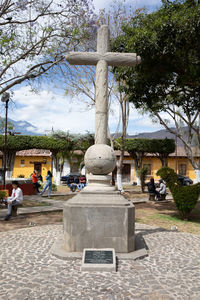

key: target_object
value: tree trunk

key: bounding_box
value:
[194,169,200,183]
[116,91,129,192]
[52,152,60,185]
[4,151,16,179]
[116,172,123,191]
[55,171,61,185]
[136,170,141,186]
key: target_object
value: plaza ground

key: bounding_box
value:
[1,222,200,300]
[1,185,200,299]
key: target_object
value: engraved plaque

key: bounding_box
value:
[84,250,113,264]
[81,248,116,272]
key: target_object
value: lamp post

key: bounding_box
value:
[1,92,10,189]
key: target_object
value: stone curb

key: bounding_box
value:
[50,232,148,262]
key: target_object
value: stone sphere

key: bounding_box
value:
[84,144,116,175]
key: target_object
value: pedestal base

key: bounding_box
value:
[62,190,135,253]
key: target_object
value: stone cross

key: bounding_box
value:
[66,25,141,144]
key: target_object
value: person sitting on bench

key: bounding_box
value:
[4,181,23,221]
[156,179,166,200]
[147,177,156,197]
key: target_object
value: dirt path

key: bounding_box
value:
[0,211,62,232]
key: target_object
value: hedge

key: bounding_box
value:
[157,167,200,220]
[0,135,73,152]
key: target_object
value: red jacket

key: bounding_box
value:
[32,173,38,183]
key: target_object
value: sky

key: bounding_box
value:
[1,0,165,136]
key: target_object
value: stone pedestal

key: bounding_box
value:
[83,174,115,192]
[62,189,135,253]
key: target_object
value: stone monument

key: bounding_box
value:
[60,25,141,253]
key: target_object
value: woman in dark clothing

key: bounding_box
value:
[147,177,156,194]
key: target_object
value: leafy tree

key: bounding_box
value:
[0,135,73,179]
[0,0,95,94]
[49,131,94,180]
[112,0,200,181]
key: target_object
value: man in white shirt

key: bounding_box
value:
[4,181,23,221]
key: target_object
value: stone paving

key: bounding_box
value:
[0,223,200,300]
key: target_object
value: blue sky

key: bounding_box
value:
[2,0,166,136]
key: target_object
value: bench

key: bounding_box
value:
[157,193,167,201]
[149,193,156,201]
[11,204,22,217]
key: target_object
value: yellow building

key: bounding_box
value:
[0,149,52,179]
[13,149,52,179]
[0,147,198,182]
[114,147,198,183]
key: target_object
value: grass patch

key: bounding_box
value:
[136,210,200,235]
[51,195,75,201]
[23,200,51,207]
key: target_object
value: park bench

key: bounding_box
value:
[149,193,168,201]
[157,193,167,201]
[11,203,22,217]
[149,193,156,201]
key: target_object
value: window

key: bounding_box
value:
[178,164,187,176]
[143,164,151,175]
[20,159,25,167]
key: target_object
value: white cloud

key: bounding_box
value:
[9,85,166,136]
[11,86,95,134]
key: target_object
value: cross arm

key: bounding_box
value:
[66,52,141,66]
[66,52,101,66]
[104,52,141,67]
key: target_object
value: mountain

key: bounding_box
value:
[7,118,43,136]
[128,128,177,140]
[115,128,183,146]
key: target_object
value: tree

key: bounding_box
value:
[50,131,94,179]
[0,0,95,94]
[115,138,175,186]
[0,135,73,180]
[137,166,148,193]
[112,0,200,180]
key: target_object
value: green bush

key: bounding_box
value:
[157,167,200,220]
[51,183,57,192]
[0,190,7,200]
[137,166,148,193]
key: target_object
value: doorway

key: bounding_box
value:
[34,162,42,173]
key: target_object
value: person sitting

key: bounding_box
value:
[67,175,76,192]
[147,177,156,194]
[4,181,23,221]
[71,176,80,192]
[76,175,87,191]
[147,177,157,200]
[156,179,167,200]
[80,175,86,187]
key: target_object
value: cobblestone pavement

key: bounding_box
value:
[0,223,200,300]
